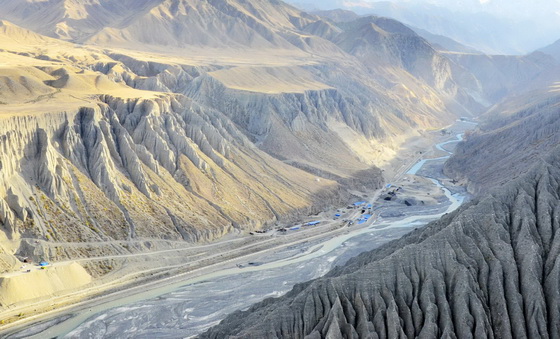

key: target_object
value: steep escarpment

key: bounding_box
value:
[96,52,212,93]
[186,75,387,178]
[0,93,344,269]
[185,54,463,180]
[93,54,390,183]
[445,88,560,194]
[200,145,560,339]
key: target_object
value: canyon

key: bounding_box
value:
[0,0,559,337]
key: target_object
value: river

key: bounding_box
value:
[7,129,472,339]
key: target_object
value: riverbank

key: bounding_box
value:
[0,120,477,338]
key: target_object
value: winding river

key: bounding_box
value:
[9,131,470,339]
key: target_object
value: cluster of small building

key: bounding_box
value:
[356,214,372,224]
[351,201,376,224]
[19,260,49,273]
[277,220,322,233]
[264,197,381,236]
[350,201,367,208]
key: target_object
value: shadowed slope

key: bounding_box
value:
[200,145,560,338]
[445,87,560,194]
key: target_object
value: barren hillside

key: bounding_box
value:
[200,143,560,339]
[445,84,560,194]
[0,0,557,312]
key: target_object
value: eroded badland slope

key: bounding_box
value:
[0,0,556,310]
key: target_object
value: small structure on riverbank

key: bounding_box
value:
[353,201,366,208]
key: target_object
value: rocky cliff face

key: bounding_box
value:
[101,52,391,183]
[200,144,560,339]
[0,40,357,274]
[186,74,390,179]
[0,93,346,262]
[445,88,560,194]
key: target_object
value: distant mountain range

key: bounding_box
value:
[540,38,560,61]
[288,0,560,55]
[312,9,481,54]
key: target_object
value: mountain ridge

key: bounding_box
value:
[445,83,560,194]
[540,38,560,61]
[0,0,559,317]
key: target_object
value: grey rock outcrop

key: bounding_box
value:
[200,146,560,338]
[445,92,560,194]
